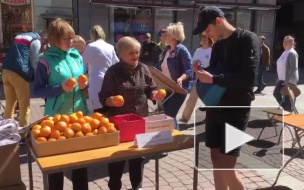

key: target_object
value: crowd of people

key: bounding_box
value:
[1,5,300,190]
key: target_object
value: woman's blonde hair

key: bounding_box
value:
[200,32,214,47]
[47,18,75,46]
[90,25,106,41]
[116,36,141,57]
[284,35,295,48]
[73,35,85,45]
[167,22,185,43]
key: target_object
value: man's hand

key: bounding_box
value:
[193,68,213,84]
[62,79,76,92]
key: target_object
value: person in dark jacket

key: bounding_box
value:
[140,33,161,66]
[193,6,260,190]
[254,35,270,94]
[2,32,41,127]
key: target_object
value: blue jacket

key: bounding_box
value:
[156,43,193,92]
[3,32,40,81]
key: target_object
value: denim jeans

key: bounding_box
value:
[273,80,292,112]
[256,64,266,90]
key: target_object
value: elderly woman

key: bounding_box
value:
[82,25,119,113]
[99,36,162,190]
[180,32,213,122]
[156,22,193,129]
[273,35,299,111]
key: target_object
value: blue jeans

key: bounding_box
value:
[162,93,186,130]
[256,64,266,90]
[273,80,292,112]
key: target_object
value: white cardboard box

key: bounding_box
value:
[144,114,174,133]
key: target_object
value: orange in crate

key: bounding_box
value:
[57,136,66,140]
[76,111,84,118]
[83,116,92,123]
[69,114,78,123]
[75,131,85,137]
[100,117,109,126]
[40,126,51,138]
[54,114,61,124]
[60,115,70,124]
[77,118,86,126]
[98,127,107,134]
[71,123,82,132]
[63,128,75,138]
[56,121,68,132]
[36,137,47,143]
[92,112,103,120]
[85,132,94,136]
[32,129,40,138]
[81,123,92,134]
[50,129,60,139]
[48,138,57,142]
[90,119,100,129]
[32,125,41,130]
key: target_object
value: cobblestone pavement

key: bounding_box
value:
[2,72,304,189]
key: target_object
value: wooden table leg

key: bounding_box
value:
[43,173,48,190]
[27,145,33,190]
[155,154,159,190]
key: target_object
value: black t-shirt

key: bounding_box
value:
[210,28,260,106]
[140,42,161,66]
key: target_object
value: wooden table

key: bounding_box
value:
[273,114,304,185]
[26,130,197,190]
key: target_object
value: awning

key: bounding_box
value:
[193,1,280,10]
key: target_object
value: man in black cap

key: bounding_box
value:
[193,6,260,190]
[140,33,161,66]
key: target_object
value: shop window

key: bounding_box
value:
[0,0,33,49]
[132,8,153,43]
[237,10,252,30]
[153,9,173,42]
[219,0,236,2]
[113,8,131,43]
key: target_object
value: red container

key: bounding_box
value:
[109,114,145,142]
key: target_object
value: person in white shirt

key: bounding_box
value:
[180,32,213,122]
[82,25,119,113]
[273,35,299,111]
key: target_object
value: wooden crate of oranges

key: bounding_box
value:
[30,112,119,157]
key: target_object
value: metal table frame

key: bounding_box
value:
[26,138,199,190]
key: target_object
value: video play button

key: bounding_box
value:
[225,123,254,154]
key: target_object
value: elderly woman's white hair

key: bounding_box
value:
[167,22,185,43]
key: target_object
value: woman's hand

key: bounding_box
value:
[79,82,88,90]
[105,96,124,107]
[177,77,183,86]
[62,79,76,92]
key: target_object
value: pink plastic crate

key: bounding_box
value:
[109,114,145,142]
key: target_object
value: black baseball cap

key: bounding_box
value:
[193,6,224,35]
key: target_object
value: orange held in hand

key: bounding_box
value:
[67,78,77,86]
[113,95,124,107]
[157,89,166,100]
[78,74,88,84]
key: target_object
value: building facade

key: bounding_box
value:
[76,0,278,54]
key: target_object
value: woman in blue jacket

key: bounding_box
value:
[156,22,193,129]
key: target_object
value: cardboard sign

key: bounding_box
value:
[135,130,173,148]
[1,0,30,5]
[145,114,174,133]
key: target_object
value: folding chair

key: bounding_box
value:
[258,85,301,145]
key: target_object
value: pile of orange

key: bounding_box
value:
[32,111,117,143]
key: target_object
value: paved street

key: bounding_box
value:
[2,70,304,190]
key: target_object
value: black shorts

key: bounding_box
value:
[205,107,250,156]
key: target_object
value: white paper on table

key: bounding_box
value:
[135,130,173,148]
